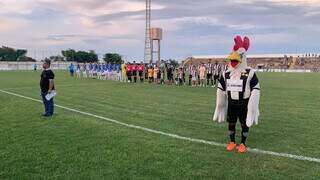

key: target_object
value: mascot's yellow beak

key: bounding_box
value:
[227,51,241,62]
[227,51,241,68]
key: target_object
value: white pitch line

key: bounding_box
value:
[1,89,320,164]
[1,83,99,91]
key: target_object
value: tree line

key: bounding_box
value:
[0,46,36,62]
[0,46,179,65]
[0,46,123,63]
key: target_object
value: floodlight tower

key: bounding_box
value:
[144,0,152,64]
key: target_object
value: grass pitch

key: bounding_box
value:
[0,71,319,179]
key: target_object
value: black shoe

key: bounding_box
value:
[42,113,52,117]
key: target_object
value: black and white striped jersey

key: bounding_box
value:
[218,68,260,102]
[213,64,221,75]
[206,63,213,74]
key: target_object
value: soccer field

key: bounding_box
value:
[0,71,319,179]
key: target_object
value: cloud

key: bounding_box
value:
[0,17,28,32]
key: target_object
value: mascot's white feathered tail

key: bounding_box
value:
[213,35,261,127]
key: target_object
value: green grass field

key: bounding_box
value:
[0,71,319,179]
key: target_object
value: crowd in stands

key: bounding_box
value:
[68,60,228,87]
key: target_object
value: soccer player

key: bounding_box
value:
[96,63,102,80]
[191,65,197,87]
[188,64,193,86]
[101,63,106,80]
[89,63,93,78]
[199,63,206,87]
[93,63,98,78]
[82,63,88,78]
[148,65,154,83]
[167,64,174,85]
[116,63,121,81]
[138,62,145,83]
[178,68,184,86]
[132,61,138,83]
[206,61,213,87]
[40,60,55,117]
[69,63,75,77]
[76,64,81,79]
[213,61,221,87]
[121,62,126,82]
[153,65,159,84]
[126,63,132,83]
[106,62,112,80]
[160,69,165,85]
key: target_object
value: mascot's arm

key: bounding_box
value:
[213,88,228,123]
[246,72,261,127]
[246,89,260,127]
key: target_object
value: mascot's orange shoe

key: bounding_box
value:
[238,143,247,153]
[226,142,237,151]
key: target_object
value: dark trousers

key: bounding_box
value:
[214,75,219,85]
[227,100,249,144]
[133,71,137,83]
[207,74,213,86]
[41,92,54,115]
[139,71,144,82]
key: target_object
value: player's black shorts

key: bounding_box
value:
[227,99,249,124]
[139,71,143,77]
[127,71,132,77]
[214,75,219,80]
[166,73,171,81]
[132,71,137,76]
[207,74,212,79]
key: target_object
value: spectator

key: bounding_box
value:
[33,63,37,71]
[69,63,75,77]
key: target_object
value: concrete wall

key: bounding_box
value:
[0,62,76,71]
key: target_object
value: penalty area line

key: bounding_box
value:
[0,89,320,164]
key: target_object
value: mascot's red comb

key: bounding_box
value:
[233,35,250,51]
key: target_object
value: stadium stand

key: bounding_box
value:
[184,54,320,72]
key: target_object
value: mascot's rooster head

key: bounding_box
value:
[227,35,250,69]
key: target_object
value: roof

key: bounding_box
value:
[191,53,305,59]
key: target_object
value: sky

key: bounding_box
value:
[0,0,319,61]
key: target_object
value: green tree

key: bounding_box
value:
[61,49,98,63]
[61,49,76,61]
[103,53,122,64]
[0,46,31,61]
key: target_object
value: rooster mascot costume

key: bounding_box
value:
[213,36,260,153]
